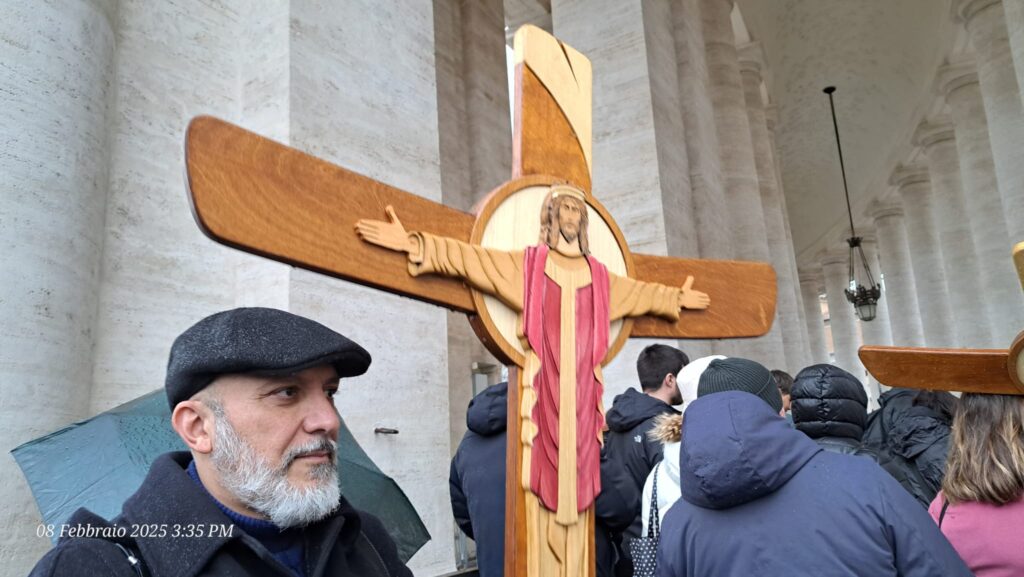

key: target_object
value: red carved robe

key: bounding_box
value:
[523,245,609,517]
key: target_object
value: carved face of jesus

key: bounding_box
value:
[558,198,584,244]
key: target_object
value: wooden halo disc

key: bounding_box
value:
[1009,330,1024,394]
[468,175,635,368]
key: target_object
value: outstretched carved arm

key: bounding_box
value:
[356,206,524,311]
[609,274,710,322]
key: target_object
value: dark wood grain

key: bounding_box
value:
[504,366,527,577]
[513,63,592,193]
[185,116,477,313]
[859,345,1024,395]
[630,254,777,338]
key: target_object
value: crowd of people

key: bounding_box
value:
[24,306,1024,577]
[451,345,1024,577]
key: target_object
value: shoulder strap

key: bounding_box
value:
[646,463,661,538]
[938,498,950,528]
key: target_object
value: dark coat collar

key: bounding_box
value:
[117,452,361,577]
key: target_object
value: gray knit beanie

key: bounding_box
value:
[697,357,783,414]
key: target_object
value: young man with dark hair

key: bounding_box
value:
[595,344,688,577]
[771,369,794,416]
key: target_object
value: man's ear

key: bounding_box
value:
[172,400,215,454]
[663,372,677,391]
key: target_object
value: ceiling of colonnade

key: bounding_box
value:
[502,0,958,262]
[736,0,955,261]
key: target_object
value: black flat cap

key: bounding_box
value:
[165,307,371,408]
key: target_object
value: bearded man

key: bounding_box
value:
[357,186,709,575]
[29,307,411,577]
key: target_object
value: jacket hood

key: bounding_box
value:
[466,382,508,436]
[678,391,821,510]
[649,413,682,444]
[606,388,678,432]
[790,364,868,441]
[888,405,950,459]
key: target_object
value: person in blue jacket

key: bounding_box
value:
[655,358,972,577]
[449,382,508,577]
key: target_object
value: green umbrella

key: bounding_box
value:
[11,390,429,562]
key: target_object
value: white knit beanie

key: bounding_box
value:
[678,355,727,410]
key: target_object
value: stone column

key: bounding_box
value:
[701,0,785,368]
[958,0,1024,245]
[672,0,731,262]
[738,43,807,372]
[766,104,814,369]
[857,238,894,349]
[799,268,831,365]
[0,1,116,571]
[858,237,893,401]
[285,3,455,572]
[913,118,994,347]
[937,60,1024,344]
[1006,0,1024,110]
[434,0,508,463]
[870,202,927,346]
[821,250,865,380]
[889,165,957,348]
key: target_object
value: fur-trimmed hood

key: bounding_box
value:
[648,412,682,444]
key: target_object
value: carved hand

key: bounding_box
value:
[678,275,711,310]
[355,205,417,253]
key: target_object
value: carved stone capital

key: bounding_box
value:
[868,200,904,221]
[935,58,979,97]
[764,104,778,132]
[737,42,764,77]
[956,0,1001,24]
[913,116,956,149]
[820,248,849,268]
[889,163,930,188]
[798,266,824,287]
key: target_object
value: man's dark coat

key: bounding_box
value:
[28,452,412,577]
[596,388,678,576]
[449,382,507,577]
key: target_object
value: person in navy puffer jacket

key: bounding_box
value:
[449,382,508,577]
[655,387,972,577]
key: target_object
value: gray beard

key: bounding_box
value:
[209,406,340,528]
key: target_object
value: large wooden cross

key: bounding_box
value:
[184,25,776,577]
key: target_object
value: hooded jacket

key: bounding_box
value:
[791,364,877,458]
[596,388,679,576]
[449,382,507,577]
[640,414,682,535]
[887,404,951,504]
[29,452,411,577]
[656,392,971,577]
[861,388,934,505]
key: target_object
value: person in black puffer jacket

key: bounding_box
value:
[595,344,687,577]
[862,388,956,507]
[790,364,878,458]
[887,390,957,506]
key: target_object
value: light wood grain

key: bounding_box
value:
[185,116,477,313]
[859,345,1024,395]
[631,255,776,338]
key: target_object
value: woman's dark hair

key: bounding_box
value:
[913,389,958,423]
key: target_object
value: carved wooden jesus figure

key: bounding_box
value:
[357,185,709,574]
